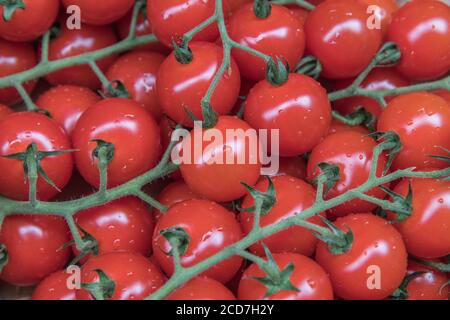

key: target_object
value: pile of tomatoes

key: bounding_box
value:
[0,0,449,301]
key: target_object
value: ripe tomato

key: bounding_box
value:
[167,276,236,300]
[377,92,450,171]
[227,3,305,81]
[147,0,226,47]
[46,23,117,90]
[157,42,241,127]
[387,177,450,259]
[179,116,261,203]
[153,199,243,283]
[0,112,74,201]
[154,181,201,220]
[238,253,333,300]
[62,0,134,26]
[276,156,307,180]
[73,197,155,261]
[32,270,77,300]
[333,67,409,119]
[307,131,388,218]
[0,215,71,286]
[0,39,37,105]
[305,0,382,79]
[240,175,324,257]
[387,0,450,81]
[77,252,165,300]
[0,104,13,121]
[244,73,331,157]
[315,213,407,300]
[358,0,398,37]
[106,51,165,121]
[405,261,449,300]
[0,0,59,42]
[72,98,161,189]
[36,85,100,135]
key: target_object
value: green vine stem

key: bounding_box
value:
[0,0,448,301]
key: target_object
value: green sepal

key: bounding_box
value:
[81,269,116,300]
[312,162,340,195]
[371,131,402,175]
[295,55,322,80]
[314,216,353,255]
[380,182,413,223]
[240,176,276,215]
[0,243,8,273]
[91,139,115,165]
[266,57,289,86]
[107,80,130,98]
[160,226,190,257]
[253,0,271,19]
[173,39,193,64]
[389,271,426,300]
[0,0,25,22]
[376,42,401,67]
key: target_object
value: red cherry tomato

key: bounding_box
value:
[387,0,450,81]
[77,252,165,300]
[0,0,59,42]
[377,92,450,171]
[153,199,243,283]
[405,261,449,300]
[244,73,331,156]
[0,39,37,105]
[358,0,398,37]
[387,177,450,259]
[73,197,155,261]
[333,67,409,119]
[307,131,388,218]
[238,253,334,300]
[32,270,77,300]
[72,98,161,189]
[154,181,201,220]
[0,215,71,286]
[46,23,117,89]
[0,112,74,201]
[147,0,226,47]
[36,85,100,135]
[167,276,236,300]
[157,42,241,127]
[276,156,307,180]
[315,213,407,300]
[240,175,324,257]
[305,0,382,79]
[179,116,261,203]
[62,0,134,26]
[228,3,305,81]
[106,51,165,121]
[0,103,13,121]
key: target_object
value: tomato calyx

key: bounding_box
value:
[314,217,353,255]
[252,246,299,298]
[389,271,427,300]
[0,243,8,273]
[266,57,289,86]
[173,40,193,65]
[381,183,413,223]
[312,163,340,196]
[253,0,272,19]
[295,55,322,80]
[0,0,25,22]
[240,176,276,215]
[410,257,450,273]
[371,131,402,174]
[374,42,401,67]
[160,226,190,257]
[81,269,116,300]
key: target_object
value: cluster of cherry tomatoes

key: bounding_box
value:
[0,0,449,300]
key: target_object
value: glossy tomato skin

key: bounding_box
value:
[0,104,13,121]
[387,178,450,259]
[77,252,165,300]
[240,175,324,257]
[387,0,450,81]
[106,51,165,121]
[147,0,227,47]
[0,0,59,42]
[157,42,241,127]
[377,92,450,171]
[307,131,388,217]
[167,276,236,300]
[0,215,71,286]
[238,253,334,300]
[358,0,398,37]
[46,23,117,90]
[153,199,243,283]
[36,85,100,135]
[0,112,74,201]
[179,116,261,203]
[62,0,134,26]
[227,4,305,81]
[405,261,449,300]
[316,213,407,300]
[0,40,37,105]
[333,68,409,120]
[73,197,155,261]
[154,181,201,220]
[245,73,331,156]
[305,0,382,79]
[72,98,161,189]
[32,270,77,300]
